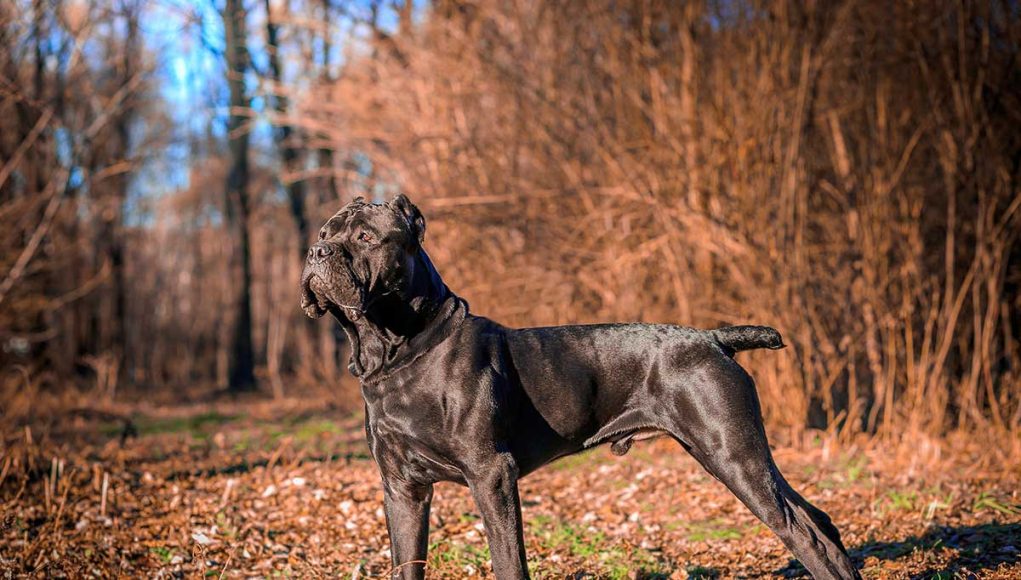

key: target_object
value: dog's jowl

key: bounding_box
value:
[301,194,861,580]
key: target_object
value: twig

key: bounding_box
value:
[0,456,10,489]
[0,108,53,190]
[50,457,58,499]
[220,478,236,509]
[386,560,427,578]
[261,437,292,484]
[46,258,111,310]
[0,177,65,307]
[50,468,73,537]
[43,474,51,514]
[100,472,109,517]
[218,550,233,579]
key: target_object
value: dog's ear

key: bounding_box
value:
[390,194,425,244]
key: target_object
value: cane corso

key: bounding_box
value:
[301,194,860,579]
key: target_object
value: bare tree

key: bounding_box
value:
[264,0,310,249]
[2,0,1018,440]
[222,0,256,392]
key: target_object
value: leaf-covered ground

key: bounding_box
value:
[1,400,1019,578]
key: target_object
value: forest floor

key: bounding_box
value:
[1,398,1020,579]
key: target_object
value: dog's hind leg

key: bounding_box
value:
[689,445,860,579]
[668,369,860,579]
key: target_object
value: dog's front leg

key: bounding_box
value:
[468,454,530,580]
[382,479,433,580]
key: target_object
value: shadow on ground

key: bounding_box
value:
[774,522,1021,578]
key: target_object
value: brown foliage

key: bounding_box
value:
[300,0,1021,438]
[2,0,1019,441]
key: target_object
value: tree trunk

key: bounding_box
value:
[106,0,140,386]
[264,0,309,249]
[224,0,256,392]
[318,0,341,202]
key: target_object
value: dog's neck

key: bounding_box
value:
[333,248,465,380]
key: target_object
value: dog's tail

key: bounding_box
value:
[712,325,785,353]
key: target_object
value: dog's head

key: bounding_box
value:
[301,194,426,320]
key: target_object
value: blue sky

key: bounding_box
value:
[120,0,409,223]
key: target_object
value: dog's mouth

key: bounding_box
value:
[300,271,329,319]
[300,268,365,321]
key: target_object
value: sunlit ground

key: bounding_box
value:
[2,400,1019,578]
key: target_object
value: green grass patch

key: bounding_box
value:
[149,546,174,564]
[262,416,346,447]
[684,518,745,542]
[215,511,238,538]
[874,489,917,515]
[232,434,252,453]
[972,492,1021,516]
[457,512,480,524]
[527,516,671,578]
[108,411,238,440]
[820,454,872,489]
[845,455,869,482]
[428,539,491,572]
[549,449,603,472]
[291,418,344,442]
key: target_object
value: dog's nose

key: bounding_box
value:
[307,242,333,262]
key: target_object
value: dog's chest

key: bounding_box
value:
[365,404,468,483]
[361,364,508,484]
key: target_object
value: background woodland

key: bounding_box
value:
[2,0,1020,442]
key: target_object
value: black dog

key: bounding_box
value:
[301,194,860,579]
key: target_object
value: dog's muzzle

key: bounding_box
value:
[306,241,334,265]
[300,250,366,321]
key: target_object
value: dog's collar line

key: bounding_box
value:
[355,294,467,384]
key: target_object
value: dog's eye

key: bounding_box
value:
[358,231,374,243]
[318,230,327,240]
